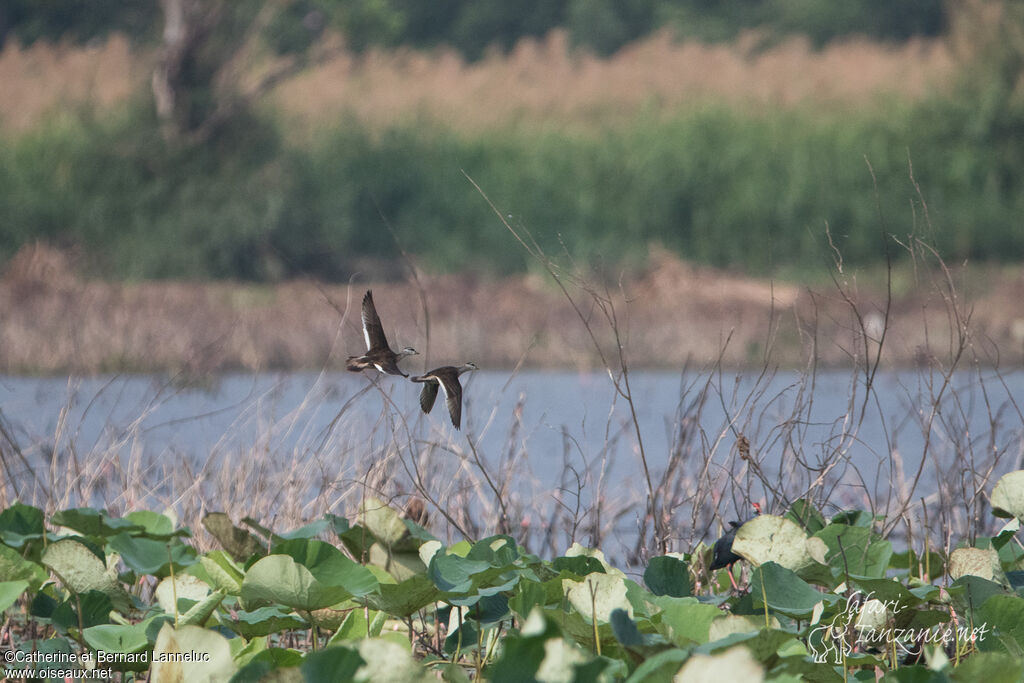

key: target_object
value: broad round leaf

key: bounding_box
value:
[363,575,441,618]
[0,580,29,612]
[355,638,431,682]
[564,572,630,624]
[0,543,47,587]
[198,551,244,594]
[156,574,211,614]
[230,606,306,639]
[949,548,1007,585]
[359,497,408,546]
[654,597,723,646]
[272,539,378,596]
[536,636,589,681]
[978,595,1024,654]
[179,589,225,627]
[0,503,44,547]
[300,646,364,682]
[241,555,351,611]
[202,513,265,561]
[124,510,179,538]
[151,623,236,683]
[731,515,812,571]
[82,622,149,654]
[108,534,195,576]
[645,555,691,597]
[991,471,1024,520]
[673,646,764,682]
[708,615,767,642]
[749,562,836,619]
[51,508,143,537]
[41,539,130,612]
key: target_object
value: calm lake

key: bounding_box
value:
[2,368,1021,506]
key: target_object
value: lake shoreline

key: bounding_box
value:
[3,245,1023,376]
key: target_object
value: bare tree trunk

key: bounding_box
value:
[152,0,192,141]
[150,0,335,145]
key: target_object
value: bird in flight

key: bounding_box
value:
[346,290,418,377]
[410,363,478,429]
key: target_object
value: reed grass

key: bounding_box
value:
[0,31,952,135]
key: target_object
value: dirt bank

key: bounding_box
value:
[2,244,1022,375]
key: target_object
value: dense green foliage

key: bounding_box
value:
[1,473,1023,681]
[2,81,1023,280]
[0,0,946,57]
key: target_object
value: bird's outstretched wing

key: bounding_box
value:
[418,380,439,414]
[361,290,391,351]
[437,373,464,429]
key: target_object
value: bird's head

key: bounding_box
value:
[462,362,479,372]
[400,347,419,356]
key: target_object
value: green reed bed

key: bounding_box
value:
[2,84,1023,281]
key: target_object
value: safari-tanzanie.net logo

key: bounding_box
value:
[807,589,989,664]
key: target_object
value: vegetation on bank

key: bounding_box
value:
[0,480,1021,681]
[0,2,1020,282]
[1,82,1023,281]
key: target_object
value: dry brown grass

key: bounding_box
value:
[0,35,152,131]
[275,30,955,133]
[0,29,955,134]
[3,243,1024,375]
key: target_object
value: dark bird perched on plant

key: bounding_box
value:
[346,290,418,377]
[410,363,478,429]
[710,502,762,589]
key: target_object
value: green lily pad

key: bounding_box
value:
[355,638,431,682]
[949,651,1024,683]
[428,550,492,593]
[653,596,722,646]
[564,572,631,624]
[786,499,827,534]
[108,533,195,576]
[731,515,812,571]
[301,646,364,682]
[485,608,560,682]
[271,539,378,597]
[155,574,211,614]
[230,606,307,639]
[813,524,892,578]
[362,574,440,617]
[0,580,28,612]
[82,622,149,654]
[0,543,47,587]
[41,538,130,612]
[50,589,113,633]
[977,595,1024,654]
[198,551,244,594]
[240,555,352,612]
[359,497,408,546]
[150,623,237,682]
[949,547,1007,584]
[330,607,387,643]
[644,555,691,597]
[674,646,764,682]
[278,519,330,540]
[0,503,44,547]
[750,562,835,619]
[202,513,266,561]
[124,510,187,539]
[991,471,1024,520]
[51,507,143,537]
